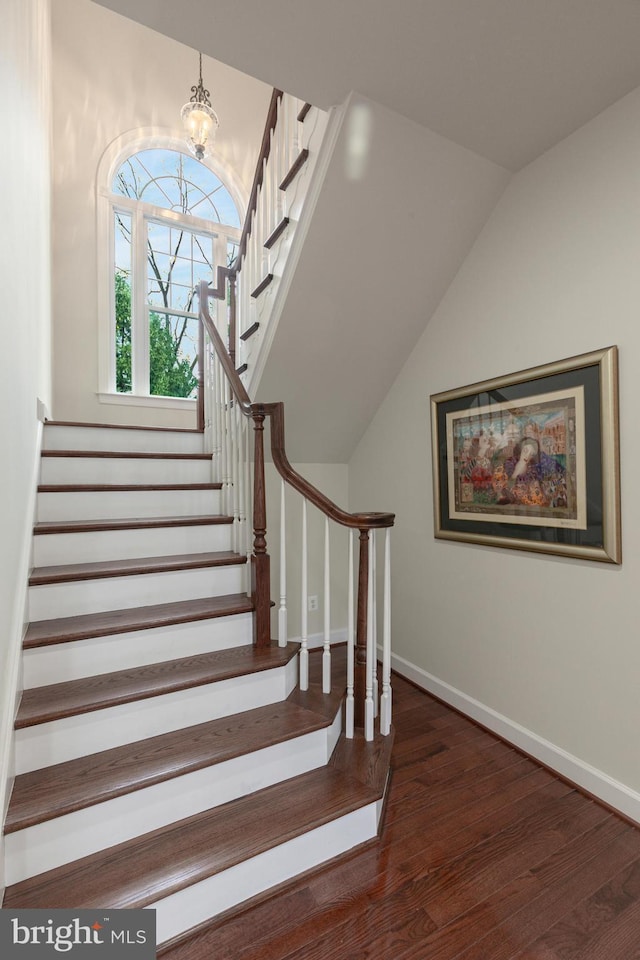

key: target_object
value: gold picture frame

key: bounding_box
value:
[430,346,621,563]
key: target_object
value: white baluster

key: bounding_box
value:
[380,528,392,736]
[214,356,224,486]
[372,529,378,719]
[322,516,331,693]
[223,379,232,516]
[346,529,355,739]
[365,532,375,742]
[278,478,287,647]
[300,497,309,690]
[274,104,283,222]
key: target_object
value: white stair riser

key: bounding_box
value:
[28,564,246,621]
[15,657,298,774]
[41,457,212,486]
[23,614,253,688]
[5,720,340,884]
[154,804,379,945]
[43,426,203,454]
[37,488,221,522]
[33,523,233,566]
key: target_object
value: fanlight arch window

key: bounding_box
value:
[108,146,241,400]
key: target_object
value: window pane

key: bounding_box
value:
[149,311,199,399]
[192,233,214,265]
[227,240,239,268]
[170,259,193,288]
[193,260,214,287]
[114,211,132,393]
[148,251,172,281]
[171,283,194,312]
[147,222,170,254]
[112,148,241,226]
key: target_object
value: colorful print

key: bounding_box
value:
[446,387,586,529]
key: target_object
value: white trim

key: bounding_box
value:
[0,419,43,896]
[388,649,640,826]
[153,804,378,944]
[96,128,247,398]
[98,391,196,411]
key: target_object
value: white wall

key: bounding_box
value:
[265,464,350,645]
[0,0,52,893]
[349,85,640,819]
[51,0,271,427]
[258,93,509,462]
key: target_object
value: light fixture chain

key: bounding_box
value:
[190,51,212,107]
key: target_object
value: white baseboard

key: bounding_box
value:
[389,649,640,826]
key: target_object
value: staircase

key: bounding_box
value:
[2,420,392,951]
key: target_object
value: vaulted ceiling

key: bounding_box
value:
[90,0,640,461]
[94,0,640,171]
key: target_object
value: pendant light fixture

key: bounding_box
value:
[181,52,219,161]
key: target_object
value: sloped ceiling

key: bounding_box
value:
[93,0,640,171]
[90,0,640,461]
[255,96,509,461]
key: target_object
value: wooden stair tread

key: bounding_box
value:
[3,764,377,910]
[287,682,345,723]
[38,483,221,492]
[330,728,395,796]
[34,515,233,535]
[41,450,212,460]
[44,420,202,434]
[16,642,298,728]
[23,593,255,650]
[6,698,338,833]
[29,551,245,585]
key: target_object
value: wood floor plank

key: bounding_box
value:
[512,857,640,960]
[159,664,640,960]
[430,823,640,960]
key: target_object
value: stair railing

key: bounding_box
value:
[199,281,395,740]
[197,88,328,432]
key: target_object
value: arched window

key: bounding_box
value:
[101,142,242,403]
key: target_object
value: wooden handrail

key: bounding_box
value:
[199,282,394,531]
[200,281,394,725]
[200,282,251,412]
[235,88,283,274]
[267,402,394,529]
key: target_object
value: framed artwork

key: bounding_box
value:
[430,346,621,563]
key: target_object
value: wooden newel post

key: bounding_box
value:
[251,407,271,648]
[354,529,370,728]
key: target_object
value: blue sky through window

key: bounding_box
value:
[112,149,241,228]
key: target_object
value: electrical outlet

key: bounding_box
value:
[308,595,318,612]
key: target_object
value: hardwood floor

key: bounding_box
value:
[164,656,640,959]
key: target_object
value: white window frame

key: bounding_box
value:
[97,129,246,408]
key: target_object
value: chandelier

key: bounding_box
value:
[181,52,219,161]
